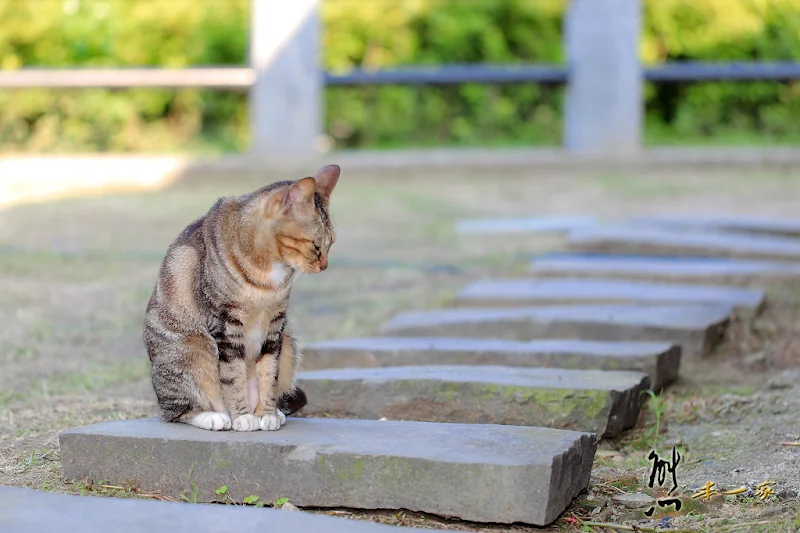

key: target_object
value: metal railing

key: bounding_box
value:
[0,0,797,156]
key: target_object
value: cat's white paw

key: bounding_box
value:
[188,412,231,431]
[259,410,285,431]
[232,414,260,432]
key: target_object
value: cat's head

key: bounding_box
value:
[267,164,340,273]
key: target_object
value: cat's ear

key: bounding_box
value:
[281,177,316,211]
[312,164,340,199]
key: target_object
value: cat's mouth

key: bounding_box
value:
[298,258,327,273]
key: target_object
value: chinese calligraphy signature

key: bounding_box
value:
[644,447,682,516]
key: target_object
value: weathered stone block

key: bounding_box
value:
[0,485,412,533]
[455,216,596,234]
[568,226,800,261]
[303,337,680,390]
[298,365,650,438]
[630,215,800,238]
[60,417,596,526]
[381,304,732,358]
[529,254,800,285]
[456,278,765,313]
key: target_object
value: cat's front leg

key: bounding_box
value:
[218,338,259,432]
[254,351,284,431]
[254,329,285,431]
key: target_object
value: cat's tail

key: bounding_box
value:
[278,388,307,416]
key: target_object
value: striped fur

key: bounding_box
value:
[143,165,340,431]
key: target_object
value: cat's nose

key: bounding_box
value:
[318,256,328,271]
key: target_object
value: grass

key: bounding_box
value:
[0,360,150,410]
[591,173,702,199]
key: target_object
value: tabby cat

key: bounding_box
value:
[143,165,340,431]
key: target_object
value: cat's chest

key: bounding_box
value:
[241,309,277,358]
[235,264,291,358]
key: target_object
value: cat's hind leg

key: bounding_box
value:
[151,332,230,431]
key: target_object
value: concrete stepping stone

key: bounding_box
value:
[456,277,766,312]
[297,365,650,438]
[0,485,413,533]
[529,253,800,284]
[568,226,800,261]
[303,337,680,391]
[381,304,733,358]
[629,215,800,238]
[60,417,596,526]
[455,215,597,234]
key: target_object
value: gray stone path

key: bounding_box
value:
[0,485,414,533]
[629,215,800,237]
[303,337,680,390]
[297,365,649,438]
[456,277,766,312]
[382,304,732,357]
[454,215,597,234]
[568,226,800,261]
[528,254,800,283]
[59,417,596,526]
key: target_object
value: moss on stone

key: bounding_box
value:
[491,385,610,421]
[206,445,232,473]
[316,454,366,482]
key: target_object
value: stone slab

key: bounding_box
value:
[454,215,597,234]
[303,337,680,391]
[456,277,766,312]
[567,226,800,261]
[297,365,650,438]
[529,253,800,284]
[59,417,596,526]
[0,485,413,533]
[630,215,800,238]
[381,304,733,358]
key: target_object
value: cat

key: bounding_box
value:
[143,165,340,431]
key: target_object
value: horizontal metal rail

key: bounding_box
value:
[643,61,800,82]
[1,61,800,89]
[323,64,568,85]
[0,67,254,89]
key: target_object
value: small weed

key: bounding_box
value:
[636,389,666,451]
[13,449,56,473]
[243,495,260,505]
[180,463,199,504]
[213,484,233,504]
[274,497,290,507]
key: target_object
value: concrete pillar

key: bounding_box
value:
[564,0,642,155]
[249,0,322,158]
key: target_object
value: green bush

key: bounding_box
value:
[0,0,250,153]
[1,0,799,153]
[642,0,800,145]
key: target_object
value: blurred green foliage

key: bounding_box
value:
[1,0,800,153]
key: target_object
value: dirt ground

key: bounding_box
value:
[1,165,799,532]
